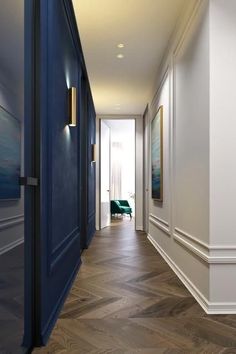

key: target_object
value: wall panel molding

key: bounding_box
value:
[174,228,236,264]
[173,0,204,59]
[148,233,236,314]
[150,67,169,111]
[0,237,24,255]
[0,214,24,231]
[49,227,80,274]
[149,214,171,236]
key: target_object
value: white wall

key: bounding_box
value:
[143,105,149,232]
[174,2,210,245]
[148,0,210,306]
[147,0,236,313]
[209,0,236,306]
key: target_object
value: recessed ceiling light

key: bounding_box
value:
[117,54,124,59]
[117,43,124,48]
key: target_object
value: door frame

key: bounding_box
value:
[96,115,143,231]
[24,0,41,347]
[99,119,111,229]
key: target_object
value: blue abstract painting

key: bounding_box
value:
[151,106,163,201]
[0,106,21,199]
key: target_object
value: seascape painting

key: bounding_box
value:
[0,106,21,199]
[151,105,163,201]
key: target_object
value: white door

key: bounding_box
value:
[100,120,110,228]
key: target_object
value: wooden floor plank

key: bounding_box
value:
[33,219,236,353]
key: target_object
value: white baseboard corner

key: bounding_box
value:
[147,233,236,314]
[136,226,144,231]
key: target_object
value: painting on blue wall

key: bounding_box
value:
[0,105,21,199]
[151,105,163,201]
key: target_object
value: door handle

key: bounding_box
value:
[19,177,39,186]
[107,190,110,192]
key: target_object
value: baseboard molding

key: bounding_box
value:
[136,226,143,231]
[0,237,24,255]
[147,233,236,314]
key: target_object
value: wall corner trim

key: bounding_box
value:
[147,233,236,314]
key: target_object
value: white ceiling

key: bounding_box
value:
[73,0,187,115]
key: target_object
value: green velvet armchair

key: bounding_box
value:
[111,200,132,218]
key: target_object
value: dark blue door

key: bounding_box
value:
[24,0,86,346]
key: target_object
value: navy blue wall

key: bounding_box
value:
[24,0,96,346]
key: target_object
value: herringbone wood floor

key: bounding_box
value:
[34,219,236,353]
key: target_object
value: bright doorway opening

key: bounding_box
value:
[100,119,135,229]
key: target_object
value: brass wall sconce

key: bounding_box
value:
[68,87,77,127]
[91,144,96,162]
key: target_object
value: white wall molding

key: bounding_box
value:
[174,228,236,264]
[149,214,171,236]
[150,67,169,112]
[174,227,208,249]
[173,0,205,59]
[0,237,24,255]
[147,233,209,313]
[147,233,236,314]
[0,214,24,231]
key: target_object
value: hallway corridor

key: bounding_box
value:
[34,219,236,353]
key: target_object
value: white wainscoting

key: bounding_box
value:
[174,227,236,264]
[148,233,236,314]
[0,214,24,255]
[149,214,171,236]
[0,214,24,231]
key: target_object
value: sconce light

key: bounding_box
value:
[91,144,96,162]
[68,87,77,127]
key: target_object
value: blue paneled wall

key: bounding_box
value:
[23,0,96,345]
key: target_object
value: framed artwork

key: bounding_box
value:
[151,105,163,201]
[0,105,21,199]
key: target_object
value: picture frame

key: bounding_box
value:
[151,105,163,201]
[0,105,21,200]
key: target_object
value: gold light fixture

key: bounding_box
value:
[91,144,96,162]
[68,87,77,127]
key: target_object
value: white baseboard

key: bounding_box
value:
[0,237,24,256]
[136,226,143,231]
[147,233,236,314]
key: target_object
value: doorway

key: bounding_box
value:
[99,119,136,229]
